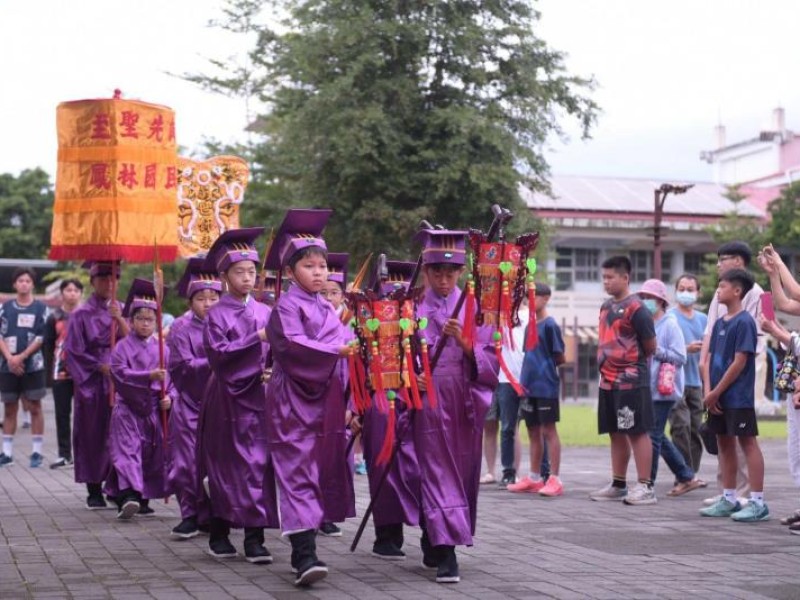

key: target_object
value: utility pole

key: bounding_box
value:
[653,183,694,280]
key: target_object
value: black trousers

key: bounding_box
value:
[52,380,73,460]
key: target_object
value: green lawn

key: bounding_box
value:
[514,404,788,447]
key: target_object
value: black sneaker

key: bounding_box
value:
[372,540,406,561]
[137,505,156,517]
[244,544,274,564]
[50,457,72,469]
[319,522,342,537]
[420,530,439,570]
[171,518,200,540]
[207,537,238,559]
[0,453,13,467]
[117,500,140,521]
[498,474,515,489]
[294,561,328,587]
[86,495,108,510]
[435,547,460,584]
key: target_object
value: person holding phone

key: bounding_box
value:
[757,245,800,532]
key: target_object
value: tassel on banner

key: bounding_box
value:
[353,345,371,411]
[420,338,437,409]
[525,277,539,351]
[347,343,366,413]
[402,338,423,410]
[370,341,388,413]
[500,279,513,349]
[376,391,396,466]
[462,277,476,346]
[494,331,524,396]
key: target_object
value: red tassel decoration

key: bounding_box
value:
[370,341,388,413]
[494,331,524,396]
[462,277,476,346]
[353,347,371,411]
[376,391,396,466]
[420,338,437,409]
[403,338,423,410]
[347,343,366,413]
[500,279,512,349]
[525,278,539,351]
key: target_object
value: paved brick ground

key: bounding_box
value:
[2,398,800,599]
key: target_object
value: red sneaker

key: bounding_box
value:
[539,475,564,497]
[506,476,545,493]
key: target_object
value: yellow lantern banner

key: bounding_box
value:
[50,93,179,262]
[176,155,249,258]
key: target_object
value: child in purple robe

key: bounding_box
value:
[413,228,499,584]
[317,252,356,538]
[264,208,350,587]
[65,261,130,509]
[166,259,222,539]
[198,227,278,564]
[107,279,173,520]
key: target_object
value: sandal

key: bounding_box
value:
[479,473,496,484]
[667,479,704,497]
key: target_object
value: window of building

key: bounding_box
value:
[554,247,600,290]
[683,252,707,277]
[629,250,672,283]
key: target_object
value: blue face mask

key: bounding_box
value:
[642,298,659,315]
[675,291,697,307]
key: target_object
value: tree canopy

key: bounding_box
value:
[0,168,54,259]
[187,0,597,260]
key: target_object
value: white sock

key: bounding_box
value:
[529,472,541,481]
[2,435,12,457]
[723,489,737,504]
[32,435,43,455]
[750,491,765,507]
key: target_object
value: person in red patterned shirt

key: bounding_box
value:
[589,256,657,505]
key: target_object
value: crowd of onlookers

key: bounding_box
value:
[479,240,800,531]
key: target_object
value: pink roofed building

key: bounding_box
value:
[700,107,800,215]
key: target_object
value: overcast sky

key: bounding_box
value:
[2,0,798,184]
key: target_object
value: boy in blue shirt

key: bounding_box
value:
[509,283,565,497]
[700,269,768,522]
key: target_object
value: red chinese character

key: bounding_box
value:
[144,164,157,189]
[168,119,176,142]
[165,166,177,189]
[119,111,139,138]
[118,163,138,189]
[90,114,112,139]
[148,115,164,142]
[89,163,112,190]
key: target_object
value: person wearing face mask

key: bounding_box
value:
[639,279,703,496]
[668,274,709,479]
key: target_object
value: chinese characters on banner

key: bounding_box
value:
[51,95,179,262]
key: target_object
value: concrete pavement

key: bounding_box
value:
[2,398,800,599]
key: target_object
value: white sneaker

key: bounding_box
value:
[589,482,627,501]
[623,483,657,506]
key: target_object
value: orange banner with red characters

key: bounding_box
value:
[50,94,178,262]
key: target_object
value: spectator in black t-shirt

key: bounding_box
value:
[43,279,84,469]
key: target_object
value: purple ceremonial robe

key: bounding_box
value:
[362,402,420,528]
[197,294,279,529]
[167,312,209,519]
[266,283,348,533]
[64,294,113,484]
[105,332,172,499]
[414,287,498,547]
[318,320,356,523]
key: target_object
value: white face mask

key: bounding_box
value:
[676,291,697,307]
